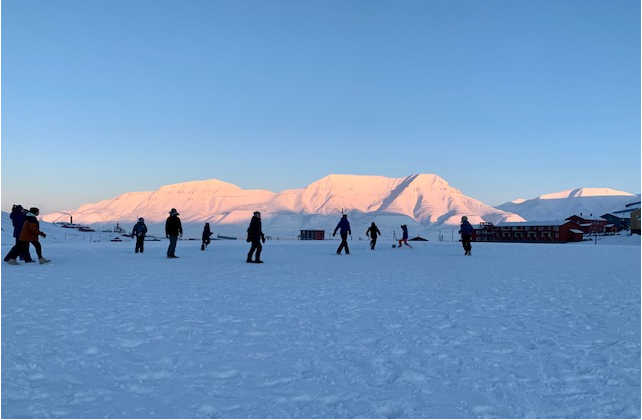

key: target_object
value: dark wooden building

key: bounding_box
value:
[299,230,325,240]
[631,209,641,235]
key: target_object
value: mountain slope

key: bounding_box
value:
[42,174,523,236]
[497,188,638,221]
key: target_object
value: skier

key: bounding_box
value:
[132,217,148,253]
[459,216,474,256]
[333,214,351,254]
[165,208,183,258]
[3,205,34,263]
[398,224,412,248]
[5,207,50,265]
[246,211,265,263]
[366,222,381,250]
[201,223,213,251]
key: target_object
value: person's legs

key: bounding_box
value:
[341,233,350,254]
[17,237,33,261]
[30,241,43,259]
[167,236,178,257]
[4,241,24,262]
[247,239,262,262]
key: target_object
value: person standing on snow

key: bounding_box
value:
[366,222,381,250]
[398,224,412,248]
[459,216,474,256]
[333,214,352,254]
[165,208,182,258]
[246,211,265,263]
[132,217,148,253]
[5,207,50,265]
[4,205,34,263]
[201,223,213,251]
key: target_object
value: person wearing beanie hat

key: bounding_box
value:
[132,217,148,254]
[165,208,183,258]
[4,207,50,265]
[459,215,474,256]
[3,205,34,263]
[333,214,352,254]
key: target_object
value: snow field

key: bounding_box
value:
[1,238,640,418]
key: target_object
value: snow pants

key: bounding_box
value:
[337,233,350,254]
[135,236,145,253]
[247,239,262,261]
[6,241,42,260]
[461,234,472,254]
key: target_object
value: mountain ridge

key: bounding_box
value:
[41,174,638,238]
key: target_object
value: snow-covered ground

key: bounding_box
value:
[2,225,640,418]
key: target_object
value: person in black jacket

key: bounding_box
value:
[366,222,381,250]
[201,223,213,251]
[165,208,182,258]
[333,214,351,255]
[132,217,148,253]
[246,211,265,263]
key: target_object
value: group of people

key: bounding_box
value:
[336,214,473,256]
[335,217,412,254]
[129,208,266,263]
[3,205,51,265]
[143,209,474,260]
[331,216,410,254]
[3,205,473,266]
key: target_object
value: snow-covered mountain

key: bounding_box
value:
[42,174,523,237]
[497,188,640,221]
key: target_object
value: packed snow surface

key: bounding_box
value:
[2,233,640,418]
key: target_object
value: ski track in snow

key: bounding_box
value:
[2,239,640,418]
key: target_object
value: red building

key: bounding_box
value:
[474,221,583,243]
[565,215,608,235]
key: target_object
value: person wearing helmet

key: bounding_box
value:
[459,215,474,256]
[132,217,148,253]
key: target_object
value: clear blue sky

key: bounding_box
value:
[2,0,640,213]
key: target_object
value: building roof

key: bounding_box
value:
[495,220,576,227]
[566,215,607,222]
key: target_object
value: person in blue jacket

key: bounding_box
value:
[459,216,474,256]
[398,224,412,248]
[333,214,351,254]
[132,217,148,253]
[4,205,34,262]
